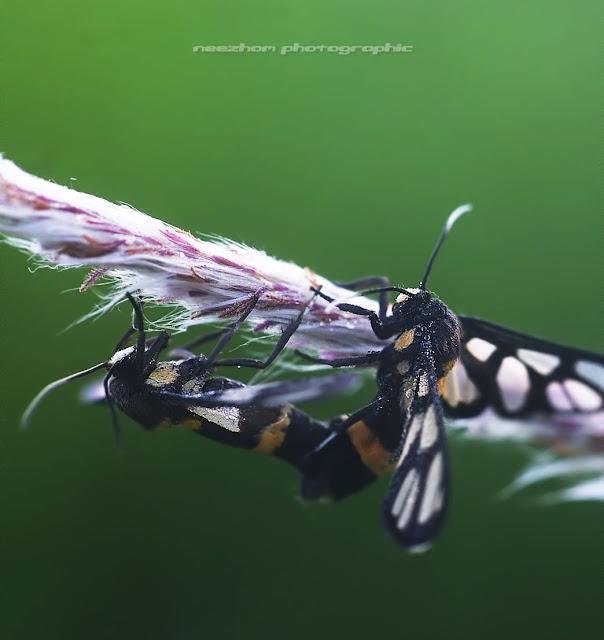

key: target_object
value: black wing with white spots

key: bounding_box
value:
[158,373,359,408]
[382,334,450,551]
[443,316,604,419]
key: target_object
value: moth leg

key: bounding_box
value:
[121,293,171,375]
[141,332,171,377]
[179,327,231,353]
[310,286,401,339]
[167,327,232,362]
[335,275,391,320]
[211,289,321,370]
[124,292,148,371]
[202,291,263,366]
[294,350,381,367]
[114,292,147,353]
[303,399,382,458]
[113,325,136,354]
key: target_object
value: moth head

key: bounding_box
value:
[392,288,430,316]
[21,292,169,448]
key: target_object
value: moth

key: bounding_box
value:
[290,208,604,550]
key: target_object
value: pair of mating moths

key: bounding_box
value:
[24,209,604,552]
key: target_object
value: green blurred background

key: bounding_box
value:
[1,1,600,638]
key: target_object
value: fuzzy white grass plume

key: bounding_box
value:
[459,408,604,501]
[1,156,602,501]
[0,155,384,356]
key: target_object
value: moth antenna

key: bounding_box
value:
[348,286,415,298]
[420,204,472,290]
[21,361,109,429]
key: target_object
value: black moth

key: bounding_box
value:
[23,295,398,507]
[23,208,604,552]
[291,207,604,550]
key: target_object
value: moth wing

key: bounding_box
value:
[382,340,450,551]
[158,373,360,408]
[444,316,604,419]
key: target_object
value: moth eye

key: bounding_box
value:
[496,357,530,412]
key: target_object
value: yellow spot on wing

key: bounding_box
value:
[437,375,448,396]
[146,363,179,387]
[394,329,415,351]
[442,359,457,375]
[437,359,457,396]
[443,361,479,406]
